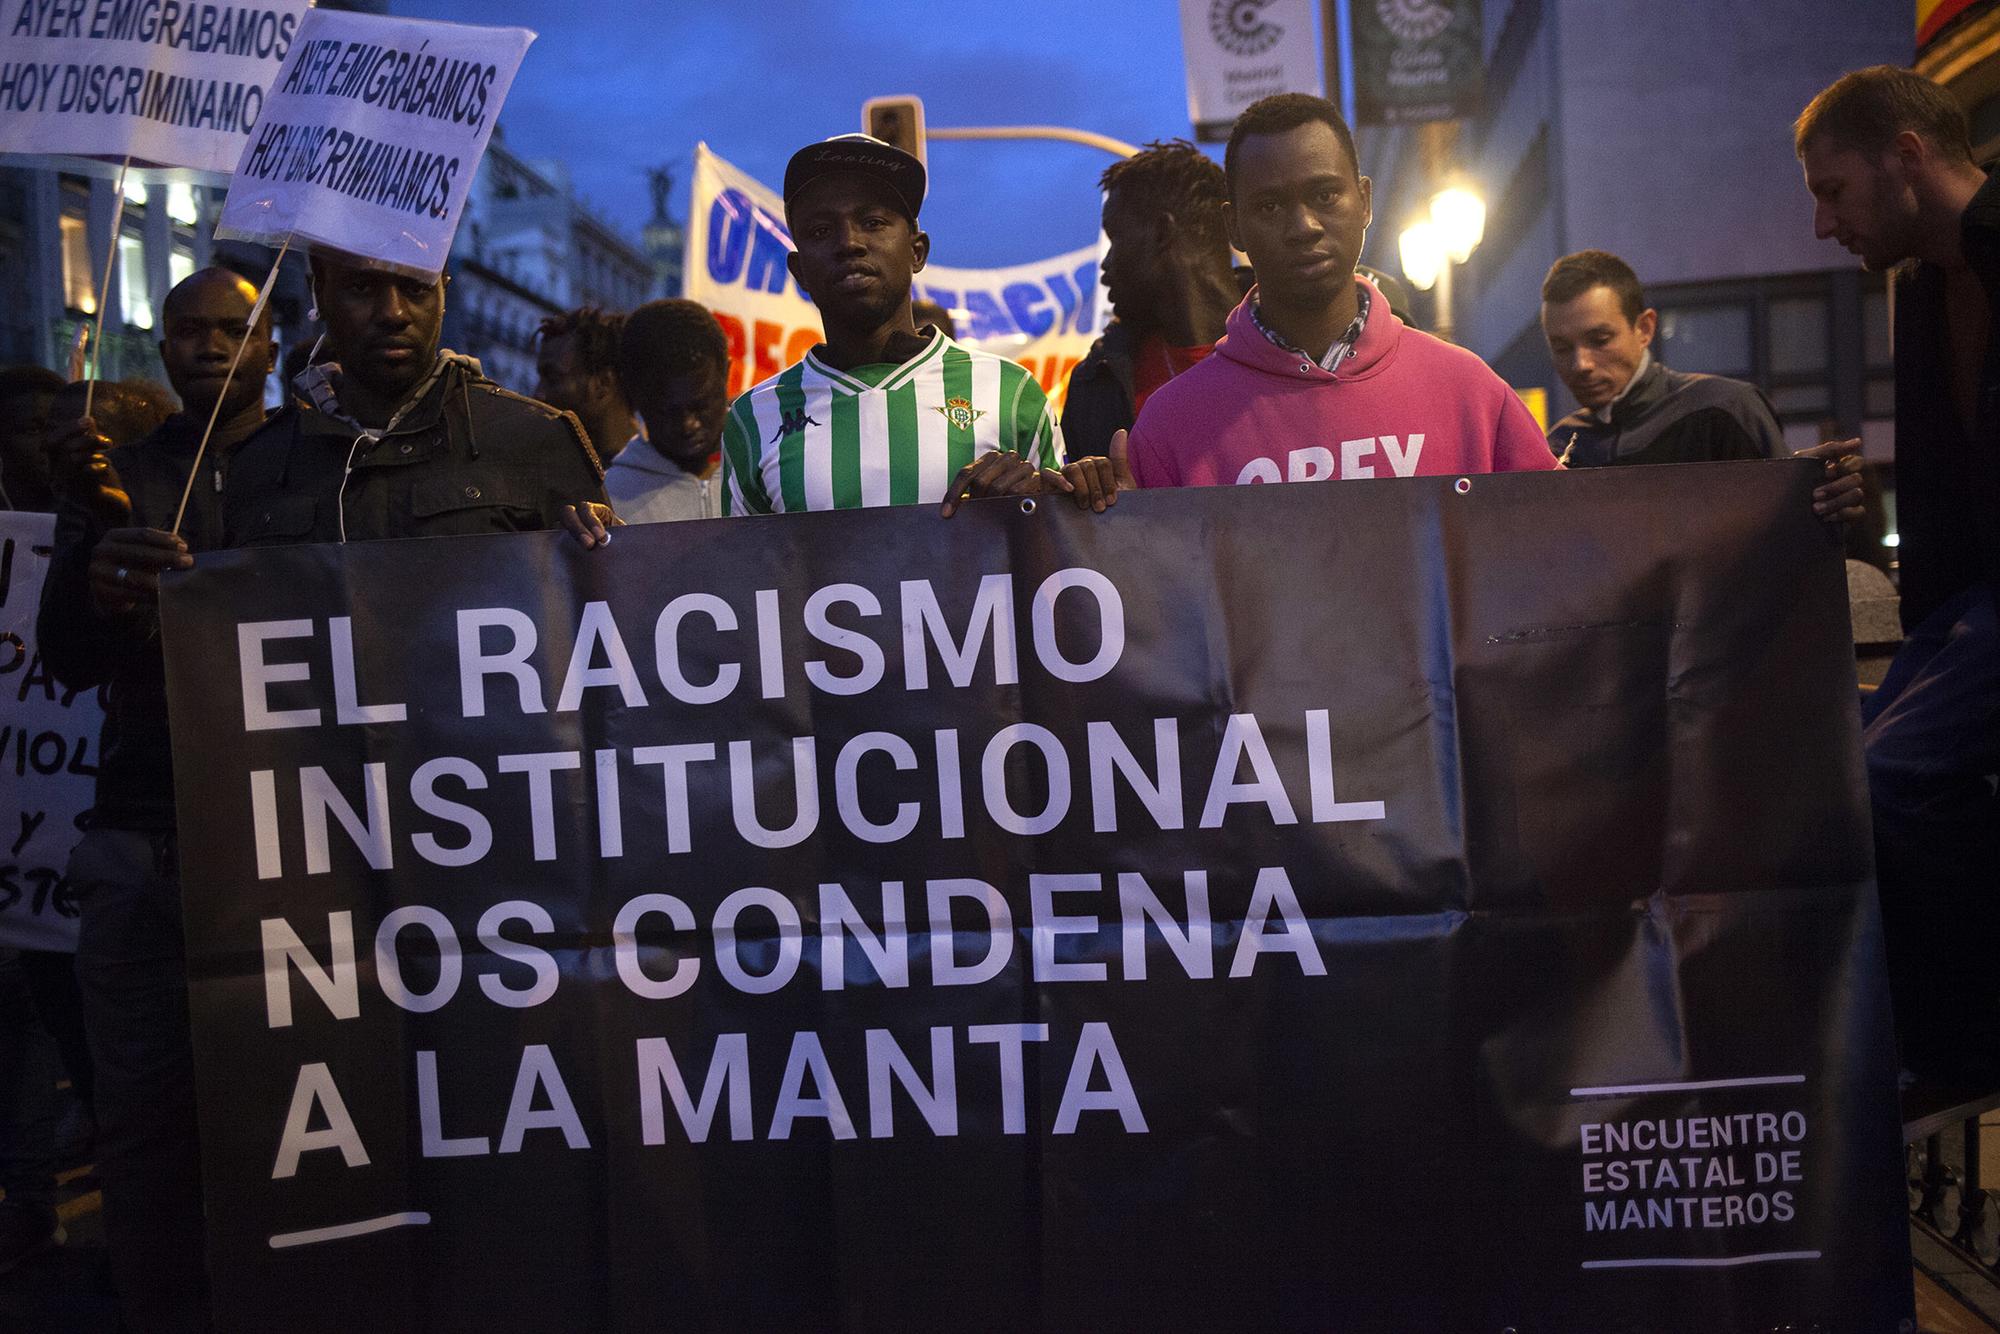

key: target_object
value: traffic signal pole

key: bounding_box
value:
[867,95,1140,162]
[927,125,1140,159]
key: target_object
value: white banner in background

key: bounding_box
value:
[1177,0,1325,142]
[215,9,531,275]
[684,143,1104,413]
[0,0,310,173]
[0,512,98,953]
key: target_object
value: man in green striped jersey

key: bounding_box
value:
[719,134,1073,516]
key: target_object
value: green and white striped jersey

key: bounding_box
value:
[720,330,1062,515]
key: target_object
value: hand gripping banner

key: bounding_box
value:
[161,462,1912,1331]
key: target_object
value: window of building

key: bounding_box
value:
[1769,384,1830,417]
[1862,286,1893,432]
[1863,288,1891,366]
[1768,297,1830,376]
[60,213,96,313]
[118,232,151,330]
[168,183,200,226]
[1865,378,1894,418]
[170,244,196,289]
[1655,304,1751,377]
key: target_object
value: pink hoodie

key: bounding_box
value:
[1128,277,1558,488]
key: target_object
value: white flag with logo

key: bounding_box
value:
[1178,0,1325,142]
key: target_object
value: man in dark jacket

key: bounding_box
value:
[1798,65,2000,1081]
[0,365,62,511]
[40,252,609,1331]
[36,265,277,1334]
[223,247,607,548]
[1541,249,1786,466]
[1061,140,1238,459]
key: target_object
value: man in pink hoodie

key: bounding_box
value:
[1125,93,1557,487]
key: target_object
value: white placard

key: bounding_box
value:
[0,0,309,174]
[1177,0,1326,142]
[214,9,532,276]
[0,511,100,953]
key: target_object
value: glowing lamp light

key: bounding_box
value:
[168,184,200,227]
[1399,221,1444,292]
[1430,186,1486,264]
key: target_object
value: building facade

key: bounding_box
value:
[2,143,652,405]
[2,169,212,382]
[1358,0,1908,461]
[443,135,655,393]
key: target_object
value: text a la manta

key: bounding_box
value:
[273,1021,1155,1177]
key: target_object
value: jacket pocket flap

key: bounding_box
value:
[409,473,538,518]
[241,496,317,541]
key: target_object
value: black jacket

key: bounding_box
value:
[1545,359,1785,469]
[1891,171,2000,630]
[224,357,604,547]
[37,413,239,830]
[1060,319,1138,460]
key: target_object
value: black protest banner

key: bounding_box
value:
[161,464,1912,1332]
[1350,0,1483,126]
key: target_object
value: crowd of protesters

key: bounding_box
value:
[0,69,1992,1333]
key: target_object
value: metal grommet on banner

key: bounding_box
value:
[1019,497,1037,515]
[1454,477,1472,494]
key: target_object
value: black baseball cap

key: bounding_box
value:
[782,133,926,222]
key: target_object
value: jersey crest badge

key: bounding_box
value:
[933,396,986,432]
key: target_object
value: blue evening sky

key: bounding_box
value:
[402,0,1208,267]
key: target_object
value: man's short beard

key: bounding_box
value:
[821,279,912,331]
[1111,294,1158,332]
[658,431,719,473]
[186,377,264,423]
[1261,265,1353,311]
[348,350,433,403]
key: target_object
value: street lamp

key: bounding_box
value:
[1429,186,1485,263]
[1398,221,1444,294]
[1398,186,1485,342]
